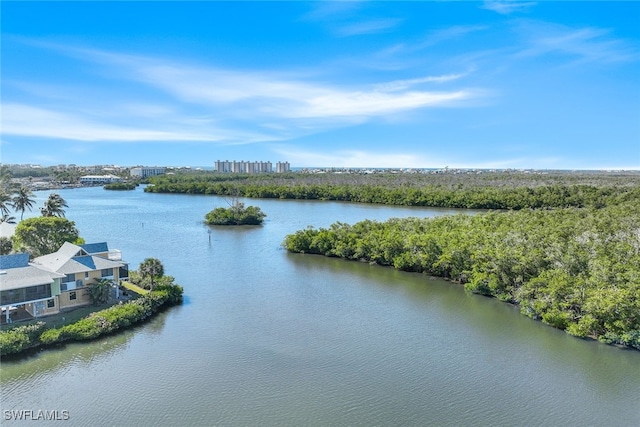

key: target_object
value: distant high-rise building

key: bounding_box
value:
[276,161,290,173]
[215,160,289,173]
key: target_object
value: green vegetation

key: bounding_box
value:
[205,201,266,225]
[121,280,150,295]
[11,186,35,220]
[40,193,68,217]
[1,282,183,356]
[146,171,640,210]
[0,264,184,357]
[12,216,83,257]
[87,278,112,306]
[0,322,47,356]
[138,257,165,289]
[104,182,137,190]
[283,200,640,350]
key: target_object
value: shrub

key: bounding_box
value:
[1,282,184,357]
[0,322,46,356]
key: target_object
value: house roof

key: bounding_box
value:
[0,253,30,269]
[52,255,124,275]
[0,260,64,291]
[33,242,88,272]
[32,242,124,275]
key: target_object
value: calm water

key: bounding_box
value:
[1,186,639,426]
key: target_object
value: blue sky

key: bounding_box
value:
[1,1,639,169]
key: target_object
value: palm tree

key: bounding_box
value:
[11,186,35,220]
[0,191,11,216]
[88,278,113,305]
[40,193,68,217]
[139,258,164,290]
[0,214,17,224]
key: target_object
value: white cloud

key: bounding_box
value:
[514,21,638,64]
[122,57,480,120]
[2,42,486,146]
[1,104,272,143]
[482,1,537,15]
[374,73,468,92]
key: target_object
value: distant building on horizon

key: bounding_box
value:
[214,160,291,173]
[79,174,122,185]
[275,161,290,173]
[130,167,166,178]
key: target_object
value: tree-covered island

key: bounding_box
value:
[205,201,266,225]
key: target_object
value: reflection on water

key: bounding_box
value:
[0,310,169,384]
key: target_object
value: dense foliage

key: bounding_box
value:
[283,201,640,349]
[12,216,83,257]
[104,182,137,190]
[1,258,184,356]
[0,281,184,356]
[40,193,68,217]
[0,322,46,356]
[205,201,266,225]
[138,257,165,289]
[146,171,640,210]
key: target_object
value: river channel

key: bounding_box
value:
[1,186,639,426]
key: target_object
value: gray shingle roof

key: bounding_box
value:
[0,265,64,292]
[33,242,124,275]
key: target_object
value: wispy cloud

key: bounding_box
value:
[373,73,469,92]
[335,18,403,37]
[514,20,639,64]
[421,25,490,48]
[1,103,273,143]
[482,1,537,15]
[0,42,484,145]
[301,1,364,21]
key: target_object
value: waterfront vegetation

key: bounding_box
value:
[145,171,640,210]
[104,182,137,190]
[283,200,640,349]
[205,201,266,225]
[0,279,183,357]
[0,261,183,357]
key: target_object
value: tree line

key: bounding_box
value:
[145,172,640,210]
[283,200,640,349]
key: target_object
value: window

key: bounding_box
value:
[24,284,52,301]
[101,268,112,277]
[47,299,55,308]
[69,291,77,301]
[65,273,75,283]
[85,272,89,279]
